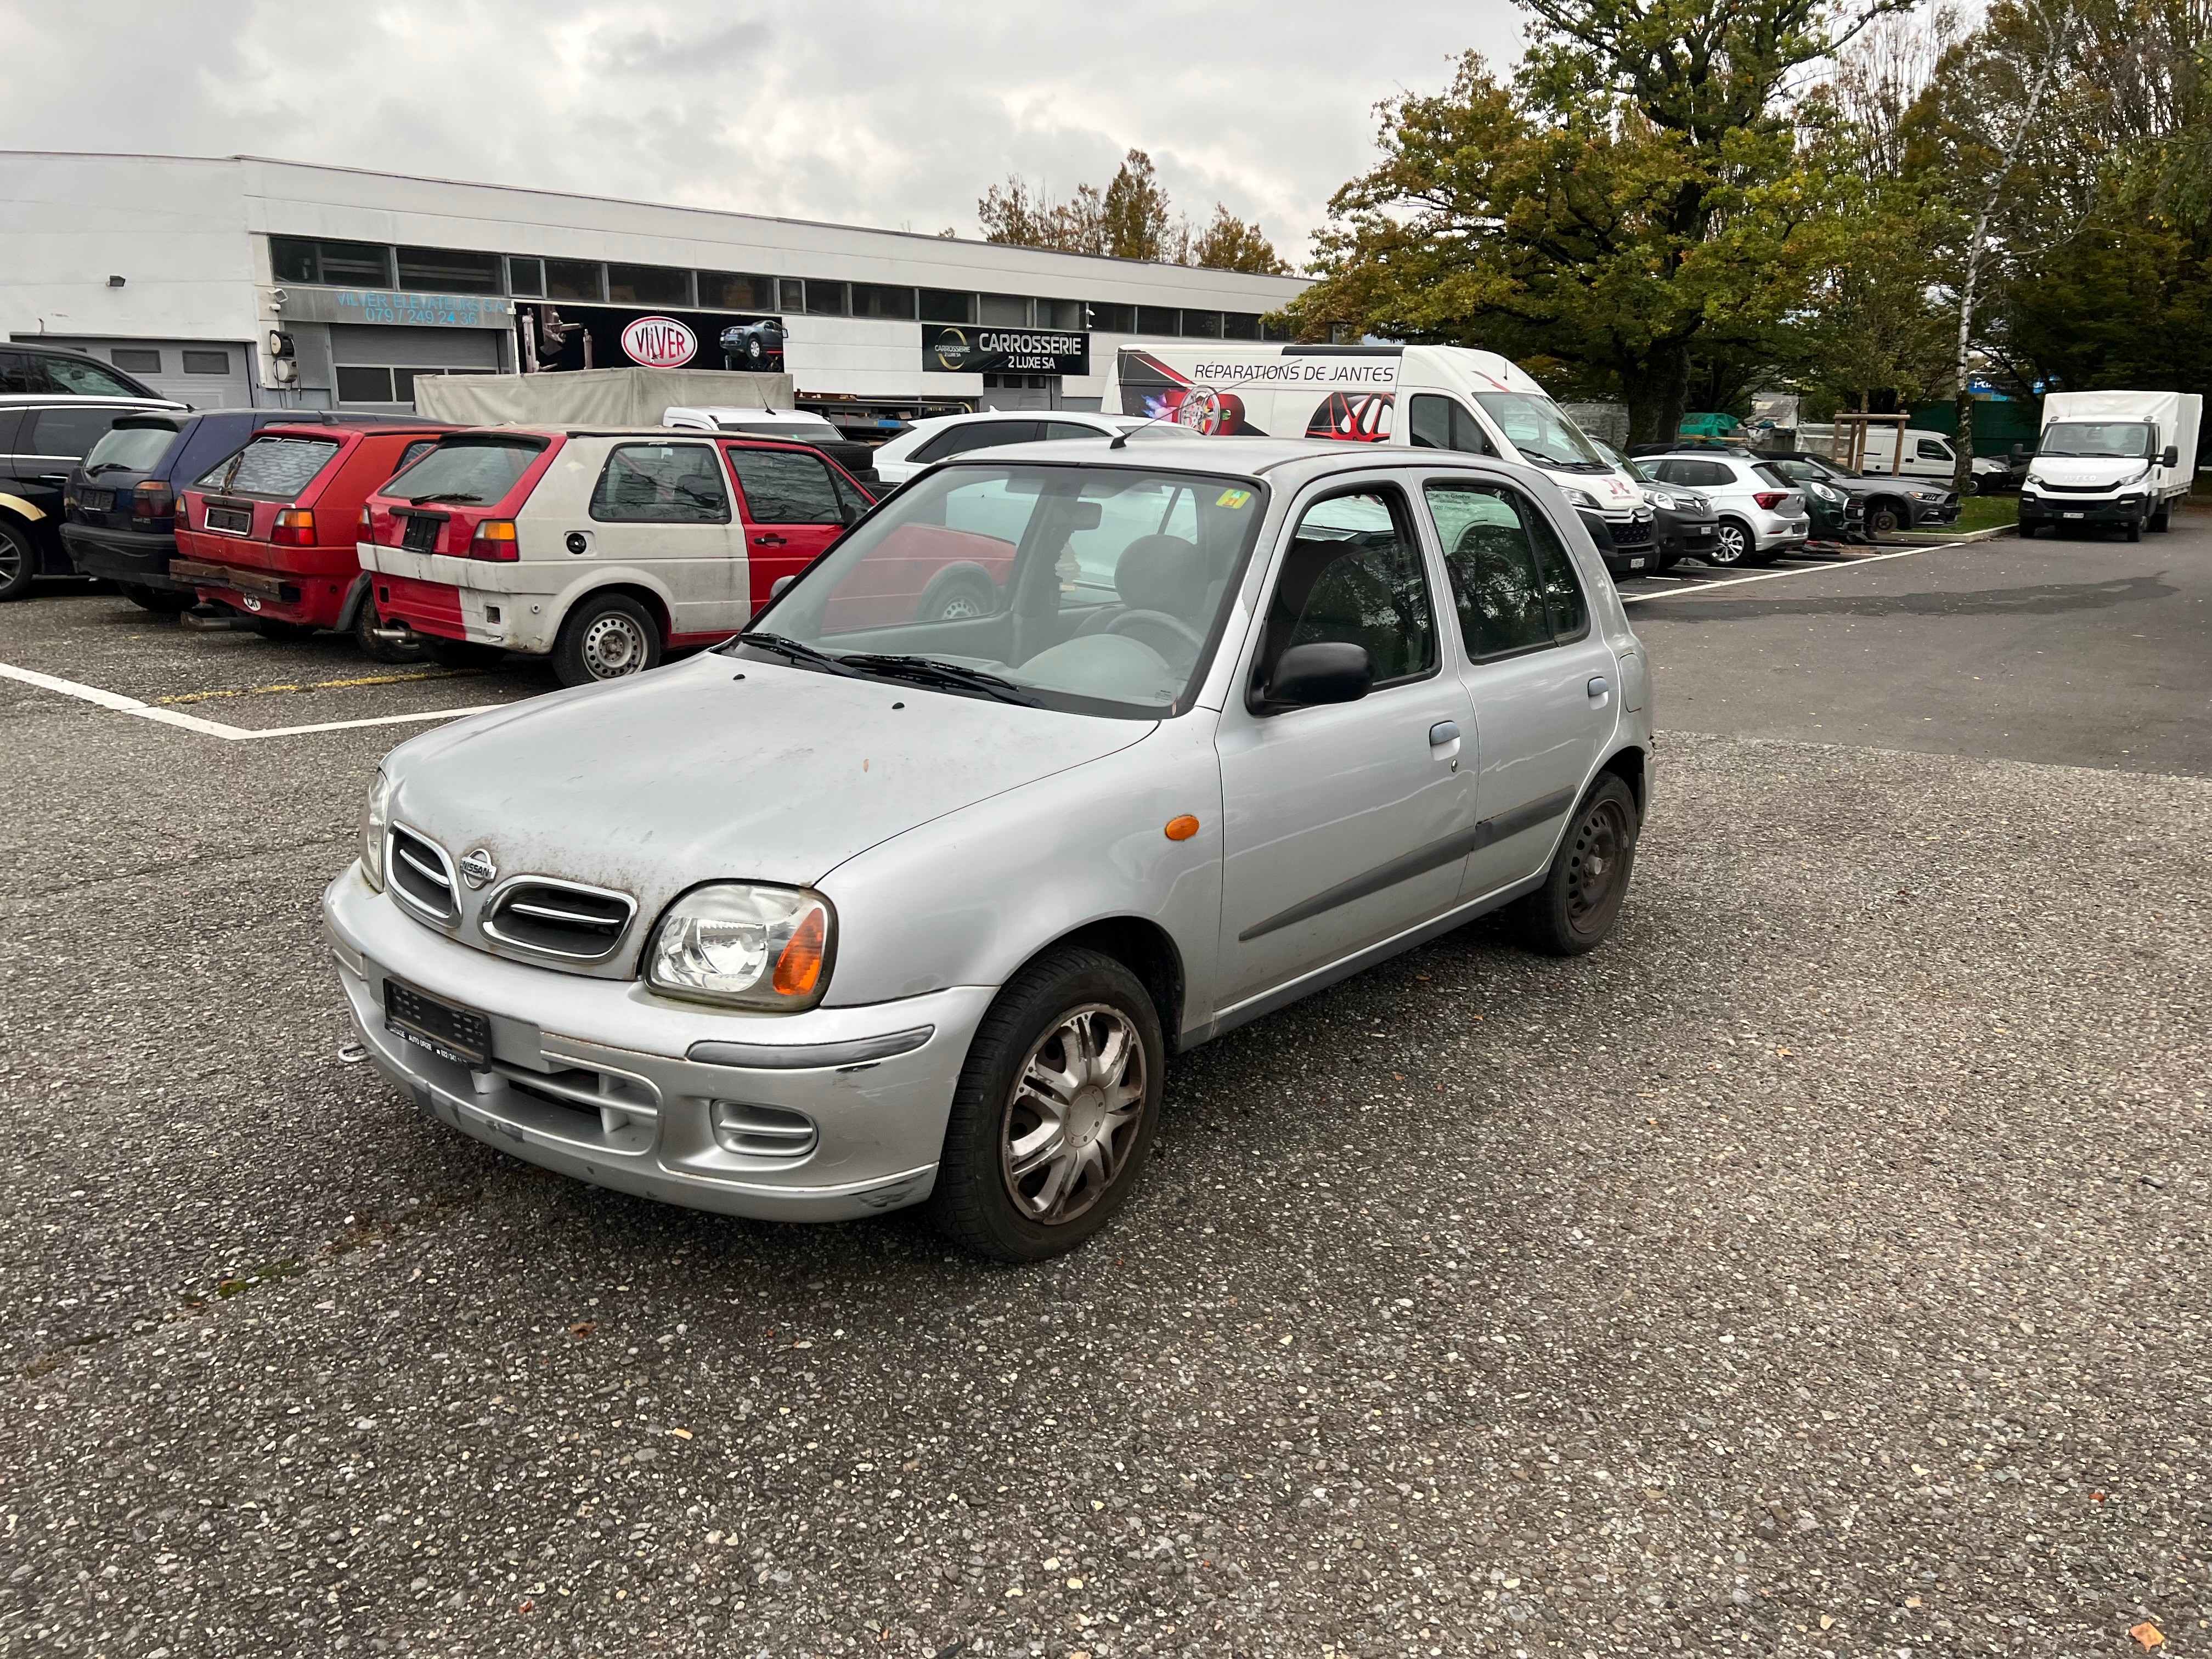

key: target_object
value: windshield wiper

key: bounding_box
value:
[1519,449,1603,470]
[735,632,862,675]
[409,492,484,506]
[838,654,1039,706]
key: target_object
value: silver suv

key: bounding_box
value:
[326,438,1656,1260]
[1640,451,1809,566]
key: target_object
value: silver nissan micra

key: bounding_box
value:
[324,435,1655,1260]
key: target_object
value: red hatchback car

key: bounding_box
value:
[174,422,454,658]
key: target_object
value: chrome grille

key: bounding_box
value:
[388,826,459,922]
[483,879,635,961]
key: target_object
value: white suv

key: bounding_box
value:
[873,411,1169,486]
[1639,451,1809,566]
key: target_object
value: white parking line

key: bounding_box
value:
[1620,539,1968,603]
[0,661,487,742]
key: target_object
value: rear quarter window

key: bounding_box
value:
[198,435,343,500]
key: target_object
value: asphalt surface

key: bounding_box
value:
[2,517,2208,1659]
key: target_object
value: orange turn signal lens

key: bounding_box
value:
[771,907,828,996]
[1164,815,1200,842]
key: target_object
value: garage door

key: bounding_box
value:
[14,336,255,411]
[330,324,503,410]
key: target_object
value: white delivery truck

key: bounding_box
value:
[2018,390,2202,540]
[1103,344,1662,575]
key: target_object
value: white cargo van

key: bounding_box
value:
[1797,424,1962,483]
[1104,345,1662,575]
[2019,391,2202,540]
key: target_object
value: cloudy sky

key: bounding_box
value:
[0,0,1526,266]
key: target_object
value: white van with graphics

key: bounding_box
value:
[1103,344,1660,575]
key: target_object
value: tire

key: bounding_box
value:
[2149,504,2171,532]
[0,520,37,602]
[916,567,996,622]
[928,947,1165,1262]
[1707,518,1754,567]
[2125,515,2143,543]
[426,637,505,670]
[1508,773,1641,957]
[352,594,422,664]
[1865,499,1906,537]
[120,583,193,614]
[252,617,317,642]
[551,592,661,687]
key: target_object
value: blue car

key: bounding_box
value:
[61,408,414,611]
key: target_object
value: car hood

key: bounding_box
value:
[2028,456,2148,489]
[385,654,1154,896]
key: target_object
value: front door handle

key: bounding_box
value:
[1428,720,1460,747]
[752,533,787,546]
[1587,676,1611,701]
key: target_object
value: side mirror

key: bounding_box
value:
[2161,444,2180,468]
[840,503,861,525]
[769,574,795,600]
[1263,641,1372,710]
[2010,444,2025,460]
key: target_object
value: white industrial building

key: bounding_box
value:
[2,152,1310,422]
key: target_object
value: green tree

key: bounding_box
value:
[1188,205,1290,273]
[1101,150,1175,262]
[975,148,1288,270]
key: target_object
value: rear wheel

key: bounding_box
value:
[916,567,996,622]
[552,592,661,686]
[928,947,1164,1262]
[0,521,37,601]
[120,583,193,614]
[252,617,317,642]
[353,595,422,663]
[1508,773,1641,957]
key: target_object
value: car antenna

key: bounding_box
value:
[1108,383,1217,449]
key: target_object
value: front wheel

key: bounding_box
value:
[2125,515,2143,543]
[929,948,1164,1262]
[2148,504,2171,532]
[552,592,661,686]
[1864,499,1906,537]
[1508,773,1641,957]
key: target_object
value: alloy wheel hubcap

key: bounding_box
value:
[1001,1004,1146,1226]
[582,614,647,678]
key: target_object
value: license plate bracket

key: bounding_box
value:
[384,978,491,1068]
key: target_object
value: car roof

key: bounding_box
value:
[944,433,1570,492]
[0,393,184,409]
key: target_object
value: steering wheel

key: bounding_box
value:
[1105,610,1206,653]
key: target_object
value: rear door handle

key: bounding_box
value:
[1587,676,1611,700]
[752,533,787,546]
[1428,720,1460,746]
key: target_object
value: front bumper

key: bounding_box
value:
[324,865,992,1222]
[2019,494,2142,526]
[59,522,185,589]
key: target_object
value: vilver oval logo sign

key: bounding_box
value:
[620,315,697,369]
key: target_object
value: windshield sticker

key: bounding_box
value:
[1215,488,1253,509]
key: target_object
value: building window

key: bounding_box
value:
[270,236,392,287]
[111,347,163,373]
[920,289,977,324]
[396,247,504,294]
[778,278,806,312]
[1222,312,1261,341]
[979,294,1031,327]
[1087,302,1136,333]
[1261,318,1291,342]
[335,366,396,402]
[699,272,776,310]
[507,257,546,298]
[607,263,693,306]
[849,283,917,320]
[1183,311,1223,339]
[1033,298,1083,331]
[544,259,604,302]
[182,349,232,375]
[1135,306,1180,336]
[804,281,849,315]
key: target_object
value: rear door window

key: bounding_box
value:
[1426,481,1585,657]
[590,443,732,523]
[725,449,843,525]
[198,435,342,499]
[379,437,545,506]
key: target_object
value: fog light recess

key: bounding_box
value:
[710,1101,817,1159]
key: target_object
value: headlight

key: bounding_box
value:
[1561,486,1601,511]
[647,883,834,1009]
[361,769,392,891]
[1810,483,1840,504]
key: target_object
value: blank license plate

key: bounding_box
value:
[1627,558,1646,569]
[2063,512,2084,519]
[384,978,490,1067]
[205,505,252,535]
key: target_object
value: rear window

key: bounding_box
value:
[383,437,545,505]
[83,423,181,475]
[199,436,343,500]
[1752,464,1795,489]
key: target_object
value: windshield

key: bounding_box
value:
[383,436,545,504]
[198,435,341,500]
[729,462,1268,718]
[83,424,179,475]
[2040,421,2154,459]
[1471,392,1609,471]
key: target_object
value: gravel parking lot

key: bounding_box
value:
[2,521,2207,1659]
